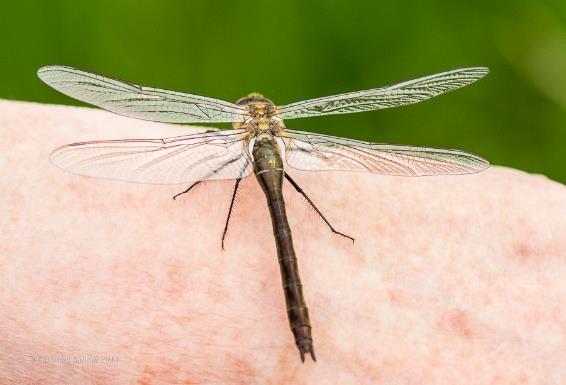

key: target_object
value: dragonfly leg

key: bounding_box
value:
[173,155,248,201]
[221,178,242,250]
[172,181,202,200]
[284,172,355,243]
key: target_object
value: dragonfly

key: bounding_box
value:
[38,65,489,363]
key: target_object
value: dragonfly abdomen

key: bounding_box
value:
[252,136,316,362]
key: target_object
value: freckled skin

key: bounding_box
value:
[2,100,566,384]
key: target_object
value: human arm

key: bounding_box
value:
[1,99,565,384]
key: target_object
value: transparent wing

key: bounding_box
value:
[276,67,488,120]
[38,65,248,123]
[281,129,489,176]
[50,130,253,184]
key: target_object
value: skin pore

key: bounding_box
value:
[1,100,565,384]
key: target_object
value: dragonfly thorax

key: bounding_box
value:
[255,132,274,142]
[233,94,285,136]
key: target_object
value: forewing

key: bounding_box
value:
[50,130,253,184]
[282,129,489,176]
[276,67,488,120]
[38,65,248,123]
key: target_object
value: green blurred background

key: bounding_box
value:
[1,0,565,182]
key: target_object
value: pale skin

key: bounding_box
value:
[1,99,566,384]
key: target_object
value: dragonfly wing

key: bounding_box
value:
[281,129,489,176]
[276,67,488,120]
[38,65,248,123]
[50,129,253,184]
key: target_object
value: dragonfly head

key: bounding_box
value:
[247,92,264,98]
[236,93,274,106]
